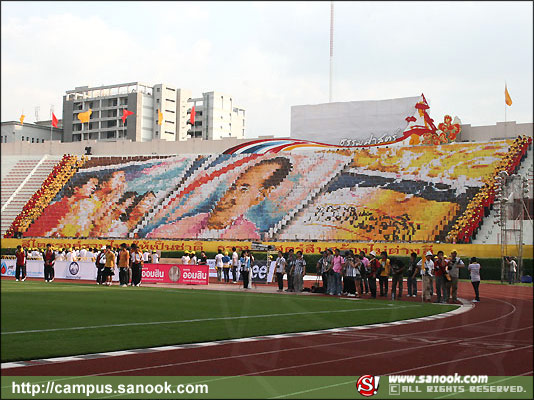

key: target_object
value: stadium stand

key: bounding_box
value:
[1,156,63,236]
[2,136,532,243]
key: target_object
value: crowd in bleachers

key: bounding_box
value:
[5,155,86,238]
[447,135,532,243]
[3,136,531,243]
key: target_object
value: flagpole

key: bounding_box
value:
[50,106,53,141]
[504,82,507,138]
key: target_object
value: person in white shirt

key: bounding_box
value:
[446,250,464,303]
[190,251,197,265]
[57,249,66,261]
[506,256,517,284]
[274,251,286,292]
[151,251,159,264]
[79,247,87,259]
[468,257,481,302]
[181,251,190,265]
[214,249,224,282]
[66,249,77,262]
[143,250,150,263]
[417,251,434,302]
[231,247,240,283]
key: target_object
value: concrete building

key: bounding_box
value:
[62,82,193,143]
[1,121,62,144]
[188,91,246,140]
[458,121,533,142]
[62,83,245,143]
[290,96,420,145]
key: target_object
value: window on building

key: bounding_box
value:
[157,88,160,92]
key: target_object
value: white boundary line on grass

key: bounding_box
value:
[1,299,472,370]
[1,305,418,335]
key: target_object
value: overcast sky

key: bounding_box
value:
[1,1,532,137]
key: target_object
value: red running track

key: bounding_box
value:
[2,281,532,377]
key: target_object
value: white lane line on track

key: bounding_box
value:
[0,305,417,335]
[385,344,533,376]
[84,325,534,377]
[2,322,531,394]
[238,326,534,377]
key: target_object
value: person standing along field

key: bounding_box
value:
[104,247,116,286]
[418,251,435,302]
[15,245,27,282]
[366,251,379,298]
[95,246,106,285]
[434,251,449,303]
[222,251,231,283]
[468,257,481,302]
[231,247,239,283]
[118,243,130,287]
[215,249,223,282]
[240,250,251,289]
[378,251,391,297]
[291,251,306,293]
[406,252,419,297]
[43,243,56,283]
[331,249,344,296]
[317,251,328,292]
[275,251,287,292]
[285,249,296,292]
[130,244,144,287]
[390,257,404,300]
[359,251,370,295]
[446,250,464,303]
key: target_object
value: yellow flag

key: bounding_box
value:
[78,108,92,123]
[157,109,163,126]
[505,85,512,106]
[19,114,25,124]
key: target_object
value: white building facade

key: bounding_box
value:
[62,83,245,143]
[1,121,62,144]
[188,91,245,140]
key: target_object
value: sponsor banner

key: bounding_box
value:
[142,264,208,285]
[1,259,115,281]
[3,238,532,259]
[247,260,275,283]
[1,376,532,399]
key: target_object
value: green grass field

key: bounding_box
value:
[1,281,457,362]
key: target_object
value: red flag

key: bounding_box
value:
[122,109,134,124]
[190,106,196,125]
[51,112,58,128]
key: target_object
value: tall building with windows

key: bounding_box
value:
[188,91,245,140]
[62,82,191,142]
[62,83,245,142]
